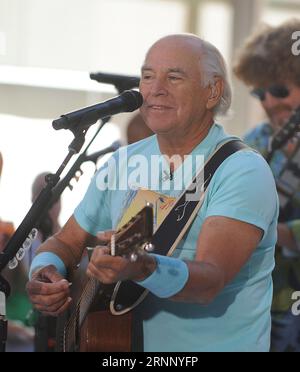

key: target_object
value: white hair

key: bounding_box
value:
[199,40,232,117]
[148,34,232,117]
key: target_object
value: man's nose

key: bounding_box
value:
[150,77,168,96]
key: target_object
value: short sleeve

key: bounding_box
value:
[205,150,279,235]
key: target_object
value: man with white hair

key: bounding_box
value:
[27,34,278,352]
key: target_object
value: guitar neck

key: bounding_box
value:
[58,205,153,351]
[77,277,102,326]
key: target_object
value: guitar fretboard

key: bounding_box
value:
[63,277,101,351]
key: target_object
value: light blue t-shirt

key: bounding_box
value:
[74,123,278,352]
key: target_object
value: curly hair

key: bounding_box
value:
[233,18,300,87]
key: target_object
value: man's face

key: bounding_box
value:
[139,37,211,135]
[256,82,300,130]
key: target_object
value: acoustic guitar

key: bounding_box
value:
[56,205,153,352]
[266,107,300,220]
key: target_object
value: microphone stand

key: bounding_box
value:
[0,276,10,352]
[36,117,113,227]
[0,120,108,352]
[0,77,133,351]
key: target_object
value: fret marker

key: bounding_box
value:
[111,234,116,256]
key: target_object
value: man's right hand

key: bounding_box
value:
[26,265,71,316]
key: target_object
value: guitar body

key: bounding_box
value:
[56,206,153,352]
[80,310,132,352]
[56,255,133,352]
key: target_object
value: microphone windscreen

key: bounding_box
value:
[121,90,143,112]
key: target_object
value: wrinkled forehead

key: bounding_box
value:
[143,36,203,72]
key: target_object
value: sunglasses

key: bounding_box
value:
[251,84,290,101]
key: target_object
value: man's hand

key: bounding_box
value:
[86,231,156,284]
[26,265,71,316]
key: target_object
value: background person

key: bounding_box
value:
[234,18,300,352]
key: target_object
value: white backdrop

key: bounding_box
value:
[0,114,120,227]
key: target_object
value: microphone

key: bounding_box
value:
[85,141,121,164]
[90,72,140,91]
[52,90,143,131]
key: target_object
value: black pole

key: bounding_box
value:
[0,128,88,352]
[0,275,10,352]
[35,117,115,229]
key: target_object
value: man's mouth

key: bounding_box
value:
[148,104,173,111]
[269,108,294,128]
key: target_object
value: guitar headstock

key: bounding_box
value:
[112,205,154,260]
[269,106,300,153]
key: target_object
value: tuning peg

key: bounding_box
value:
[130,253,138,262]
[144,243,155,252]
[75,169,83,182]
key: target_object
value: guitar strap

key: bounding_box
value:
[110,139,249,315]
[151,139,249,257]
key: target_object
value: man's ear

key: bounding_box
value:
[206,78,224,111]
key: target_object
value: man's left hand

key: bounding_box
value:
[86,231,156,283]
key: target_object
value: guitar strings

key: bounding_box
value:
[63,277,100,349]
[62,216,145,348]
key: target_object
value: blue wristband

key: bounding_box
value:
[29,252,67,279]
[136,254,189,298]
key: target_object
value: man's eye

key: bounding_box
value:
[142,75,153,80]
[169,75,181,81]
